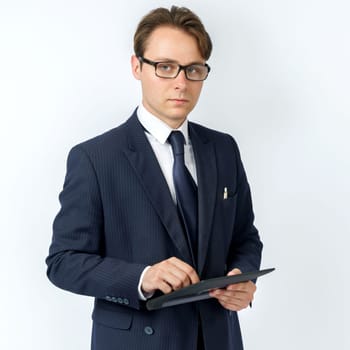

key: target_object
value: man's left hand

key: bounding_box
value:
[209,268,256,311]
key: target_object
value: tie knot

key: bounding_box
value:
[168,131,185,155]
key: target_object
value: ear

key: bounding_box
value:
[131,55,141,80]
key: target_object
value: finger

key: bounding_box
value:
[218,298,247,311]
[167,257,200,284]
[227,268,242,276]
[210,288,254,307]
[142,258,199,294]
[216,290,251,302]
[165,267,200,290]
[227,281,256,292]
[161,270,190,291]
[167,257,200,281]
[213,291,252,311]
[211,290,247,311]
[210,288,244,300]
[224,268,244,290]
[155,280,174,295]
[142,268,181,294]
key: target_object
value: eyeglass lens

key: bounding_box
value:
[156,62,208,80]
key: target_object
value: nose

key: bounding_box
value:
[174,69,188,89]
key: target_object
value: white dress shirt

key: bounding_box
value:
[136,103,198,300]
[137,103,198,201]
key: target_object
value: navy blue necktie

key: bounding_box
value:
[168,131,198,261]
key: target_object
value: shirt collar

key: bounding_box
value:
[137,103,189,145]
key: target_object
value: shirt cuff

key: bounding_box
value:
[137,266,154,300]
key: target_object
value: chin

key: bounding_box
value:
[170,114,187,122]
[171,107,192,118]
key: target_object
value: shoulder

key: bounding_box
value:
[69,112,139,158]
[78,120,128,152]
[189,121,239,150]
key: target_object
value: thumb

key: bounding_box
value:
[227,268,242,276]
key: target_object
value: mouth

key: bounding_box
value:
[168,98,189,105]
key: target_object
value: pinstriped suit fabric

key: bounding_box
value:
[46,110,262,350]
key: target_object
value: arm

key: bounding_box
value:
[226,136,263,274]
[211,137,263,311]
[46,146,146,310]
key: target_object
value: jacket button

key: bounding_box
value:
[123,298,129,305]
[105,296,112,301]
[117,297,123,304]
[144,326,154,335]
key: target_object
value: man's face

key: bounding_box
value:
[131,26,205,128]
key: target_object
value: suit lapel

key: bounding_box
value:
[123,113,193,265]
[189,123,217,276]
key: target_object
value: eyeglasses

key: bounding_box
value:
[138,56,210,81]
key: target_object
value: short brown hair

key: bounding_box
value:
[134,6,212,61]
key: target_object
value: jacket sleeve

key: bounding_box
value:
[46,145,147,310]
[226,136,263,274]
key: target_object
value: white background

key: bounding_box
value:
[0,0,349,349]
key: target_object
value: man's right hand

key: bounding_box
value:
[141,257,199,295]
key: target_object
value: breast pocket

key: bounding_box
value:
[222,192,238,209]
[222,192,238,234]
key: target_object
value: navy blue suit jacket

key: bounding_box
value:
[46,111,263,350]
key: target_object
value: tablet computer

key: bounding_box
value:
[146,268,275,311]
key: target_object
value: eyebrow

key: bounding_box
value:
[153,57,206,66]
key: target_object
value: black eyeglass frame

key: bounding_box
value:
[138,56,211,81]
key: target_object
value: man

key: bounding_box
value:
[46,6,263,350]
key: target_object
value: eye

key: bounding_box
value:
[158,63,177,72]
[186,65,199,74]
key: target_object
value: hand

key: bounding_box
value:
[141,257,200,295]
[209,268,256,311]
